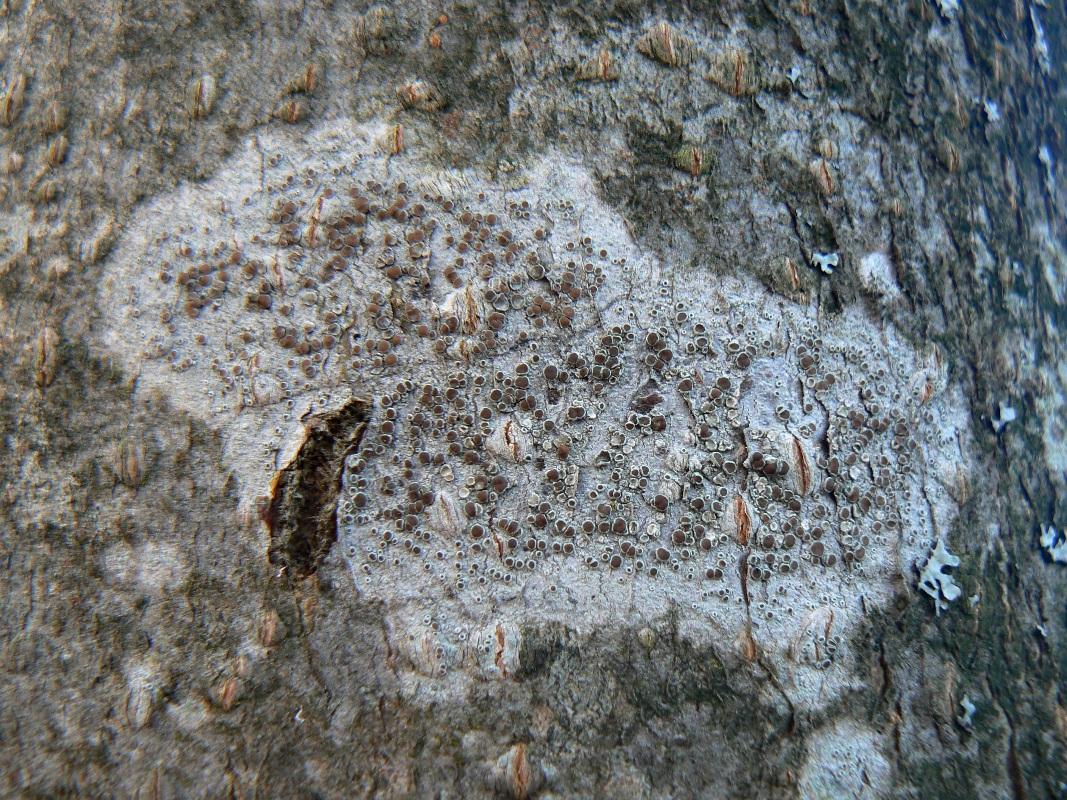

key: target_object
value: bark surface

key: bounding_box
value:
[0,0,1065,798]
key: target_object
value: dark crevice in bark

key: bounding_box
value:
[266,397,371,579]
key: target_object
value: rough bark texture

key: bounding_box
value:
[0,0,1065,798]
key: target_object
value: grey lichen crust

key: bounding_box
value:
[101,119,972,715]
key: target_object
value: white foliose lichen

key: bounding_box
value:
[918,538,962,614]
[936,0,960,18]
[99,119,975,711]
[1040,524,1067,563]
[811,251,838,274]
[957,694,977,728]
[992,402,1017,432]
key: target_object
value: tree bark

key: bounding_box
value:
[0,0,1064,797]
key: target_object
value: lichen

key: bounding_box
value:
[811,251,838,275]
[918,538,961,615]
[957,695,976,728]
[992,403,1017,433]
[1040,524,1067,564]
[100,120,974,712]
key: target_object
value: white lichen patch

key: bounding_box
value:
[936,0,960,18]
[1040,524,1067,563]
[799,722,893,799]
[858,251,901,299]
[100,120,974,711]
[918,538,961,614]
[811,251,838,274]
[957,694,977,728]
[992,402,1017,432]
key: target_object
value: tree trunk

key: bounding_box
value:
[1,0,1064,797]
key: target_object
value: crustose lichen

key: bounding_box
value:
[101,121,974,701]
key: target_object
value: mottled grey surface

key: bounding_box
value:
[0,0,1065,798]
